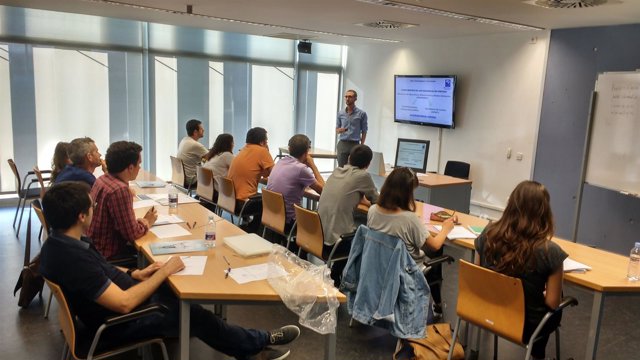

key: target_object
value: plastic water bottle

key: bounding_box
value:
[204,215,216,248]
[168,184,178,209]
[627,242,640,281]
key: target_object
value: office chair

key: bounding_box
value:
[443,161,470,180]
[45,278,169,360]
[170,155,194,195]
[216,176,257,226]
[196,166,218,213]
[261,188,295,246]
[448,260,578,360]
[8,159,43,236]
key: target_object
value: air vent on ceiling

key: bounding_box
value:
[267,33,316,40]
[356,20,417,30]
[525,0,609,8]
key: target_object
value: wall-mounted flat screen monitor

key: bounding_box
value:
[394,138,430,174]
[394,75,456,129]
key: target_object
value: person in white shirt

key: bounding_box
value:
[177,119,208,187]
[203,133,235,179]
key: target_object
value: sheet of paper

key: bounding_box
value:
[420,203,445,224]
[153,214,185,226]
[564,258,592,273]
[433,225,477,239]
[147,193,200,205]
[133,199,159,209]
[149,223,191,238]
[228,263,287,284]
[174,256,207,276]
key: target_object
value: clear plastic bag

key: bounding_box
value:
[267,244,339,334]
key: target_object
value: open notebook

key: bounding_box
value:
[224,234,273,257]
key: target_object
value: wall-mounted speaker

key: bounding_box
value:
[297,41,312,54]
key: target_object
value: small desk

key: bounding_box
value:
[278,147,337,159]
[132,173,345,360]
[371,173,472,213]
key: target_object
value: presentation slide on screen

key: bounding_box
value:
[396,142,428,169]
[395,77,454,126]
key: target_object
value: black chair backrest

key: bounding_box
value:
[444,161,470,179]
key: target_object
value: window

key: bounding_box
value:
[154,56,178,180]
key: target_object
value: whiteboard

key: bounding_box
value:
[586,72,640,195]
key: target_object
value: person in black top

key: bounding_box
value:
[39,182,300,360]
[474,180,567,360]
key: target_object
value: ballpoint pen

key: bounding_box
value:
[223,256,231,278]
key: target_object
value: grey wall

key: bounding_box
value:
[535,24,640,255]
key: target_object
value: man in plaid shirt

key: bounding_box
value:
[88,141,157,260]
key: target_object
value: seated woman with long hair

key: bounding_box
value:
[203,133,234,178]
[474,180,566,360]
[367,167,456,272]
[50,141,71,182]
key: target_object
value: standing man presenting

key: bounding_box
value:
[336,89,368,167]
[177,119,208,187]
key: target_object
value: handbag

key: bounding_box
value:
[13,210,44,308]
[393,323,465,360]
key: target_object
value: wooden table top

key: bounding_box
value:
[132,170,345,302]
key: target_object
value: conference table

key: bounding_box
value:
[413,202,640,360]
[131,171,345,360]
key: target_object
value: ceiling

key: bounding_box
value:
[3,0,640,45]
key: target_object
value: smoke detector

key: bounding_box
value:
[356,20,417,30]
[524,0,610,8]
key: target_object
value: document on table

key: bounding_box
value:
[146,193,200,205]
[149,224,191,238]
[149,240,207,255]
[132,199,158,209]
[174,256,207,276]
[433,225,477,239]
[153,214,185,226]
[564,258,592,273]
[229,263,288,284]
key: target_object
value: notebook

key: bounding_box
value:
[224,233,273,257]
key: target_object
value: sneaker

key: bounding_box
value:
[252,347,290,360]
[268,325,301,345]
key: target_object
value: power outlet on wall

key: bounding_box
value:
[516,152,523,161]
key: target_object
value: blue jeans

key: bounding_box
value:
[98,284,269,359]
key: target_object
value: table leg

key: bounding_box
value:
[584,292,604,360]
[324,332,336,360]
[179,300,190,360]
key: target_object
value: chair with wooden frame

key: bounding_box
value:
[44,278,169,360]
[293,204,351,267]
[33,165,51,199]
[196,166,218,212]
[8,159,44,236]
[216,176,255,226]
[31,198,56,319]
[447,260,578,360]
[170,155,193,195]
[261,188,295,246]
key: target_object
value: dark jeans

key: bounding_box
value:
[337,140,359,167]
[523,310,563,358]
[99,284,269,359]
[237,194,263,234]
[424,247,444,305]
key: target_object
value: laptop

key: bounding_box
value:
[224,233,273,257]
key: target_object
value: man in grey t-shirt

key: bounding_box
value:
[318,145,379,247]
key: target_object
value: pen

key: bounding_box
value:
[186,222,192,229]
[223,256,231,279]
[192,221,197,229]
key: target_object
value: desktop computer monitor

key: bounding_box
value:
[394,138,430,174]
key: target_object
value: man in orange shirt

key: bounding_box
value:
[227,127,274,233]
